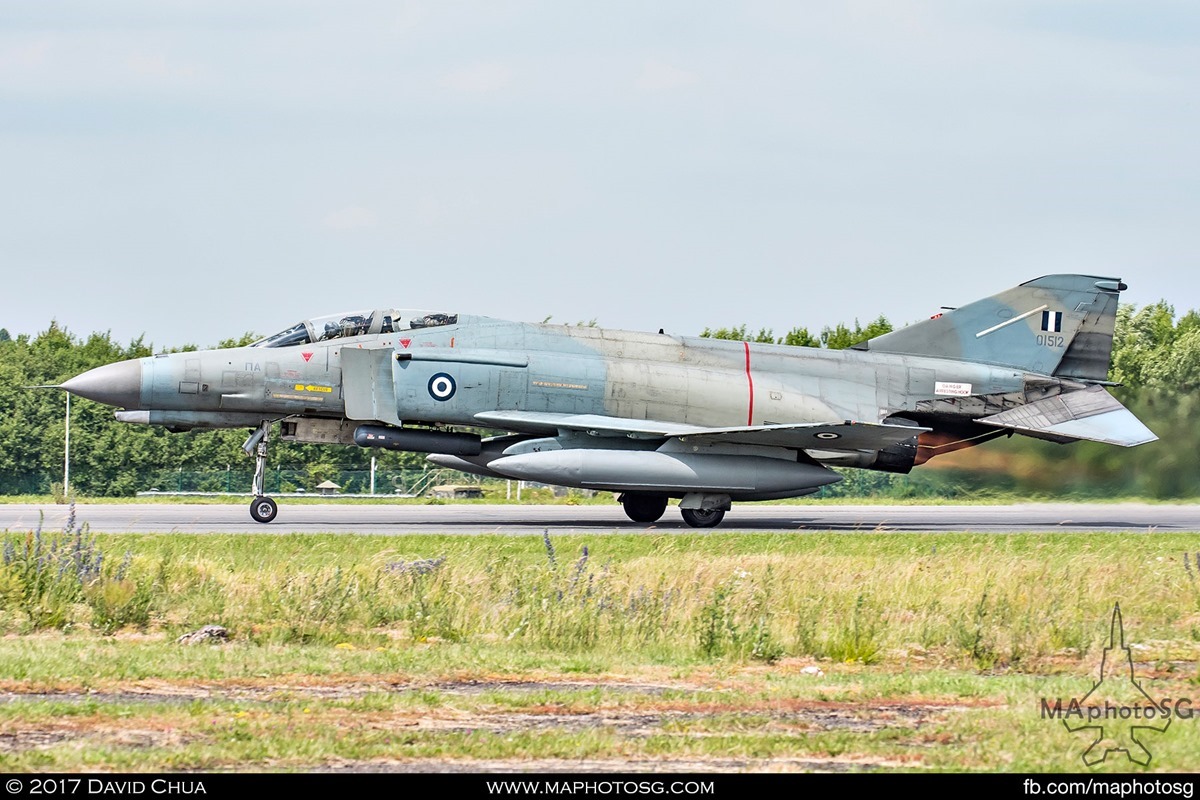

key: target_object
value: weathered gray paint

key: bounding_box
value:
[60,275,1156,517]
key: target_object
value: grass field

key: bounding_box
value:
[1,524,1198,772]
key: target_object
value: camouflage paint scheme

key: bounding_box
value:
[60,275,1156,527]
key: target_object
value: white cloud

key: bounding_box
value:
[634,60,697,91]
[439,62,513,93]
[322,206,378,231]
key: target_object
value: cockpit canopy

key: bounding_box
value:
[251,310,459,349]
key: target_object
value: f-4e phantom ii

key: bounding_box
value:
[58,274,1156,527]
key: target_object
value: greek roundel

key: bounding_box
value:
[427,373,457,401]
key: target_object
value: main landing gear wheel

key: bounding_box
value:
[680,507,726,528]
[250,496,278,524]
[621,493,668,523]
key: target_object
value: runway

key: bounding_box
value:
[0,502,1198,534]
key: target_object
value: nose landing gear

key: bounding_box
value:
[244,421,278,523]
[250,496,278,524]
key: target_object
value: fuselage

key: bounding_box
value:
[112,315,1029,443]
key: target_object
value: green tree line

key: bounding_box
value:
[700,315,893,349]
[0,302,1197,498]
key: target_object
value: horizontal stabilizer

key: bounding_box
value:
[978,386,1157,447]
[475,410,928,452]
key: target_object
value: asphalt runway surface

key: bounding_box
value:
[1,502,1198,534]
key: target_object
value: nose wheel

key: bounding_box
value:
[244,421,277,524]
[250,496,278,523]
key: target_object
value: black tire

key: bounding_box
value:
[250,496,278,524]
[621,493,668,523]
[680,507,725,528]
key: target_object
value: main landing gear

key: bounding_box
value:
[679,508,725,528]
[618,493,729,528]
[619,493,669,523]
[244,421,278,523]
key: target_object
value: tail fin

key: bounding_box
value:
[857,274,1125,380]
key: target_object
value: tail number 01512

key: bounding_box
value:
[1036,334,1065,348]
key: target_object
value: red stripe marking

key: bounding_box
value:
[744,341,754,425]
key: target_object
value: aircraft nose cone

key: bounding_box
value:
[61,360,143,409]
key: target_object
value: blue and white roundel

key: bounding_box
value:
[427,372,456,401]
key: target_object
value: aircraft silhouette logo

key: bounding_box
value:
[1061,604,1172,766]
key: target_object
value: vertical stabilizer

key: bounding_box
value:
[857,274,1125,380]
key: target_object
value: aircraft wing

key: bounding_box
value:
[978,385,1157,447]
[667,420,928,450]
[474,410,928,452]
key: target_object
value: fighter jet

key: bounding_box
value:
[58,274,1156,526]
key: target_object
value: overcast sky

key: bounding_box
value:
[2,1,1198,349]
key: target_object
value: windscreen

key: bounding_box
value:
[251,310,459,348]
